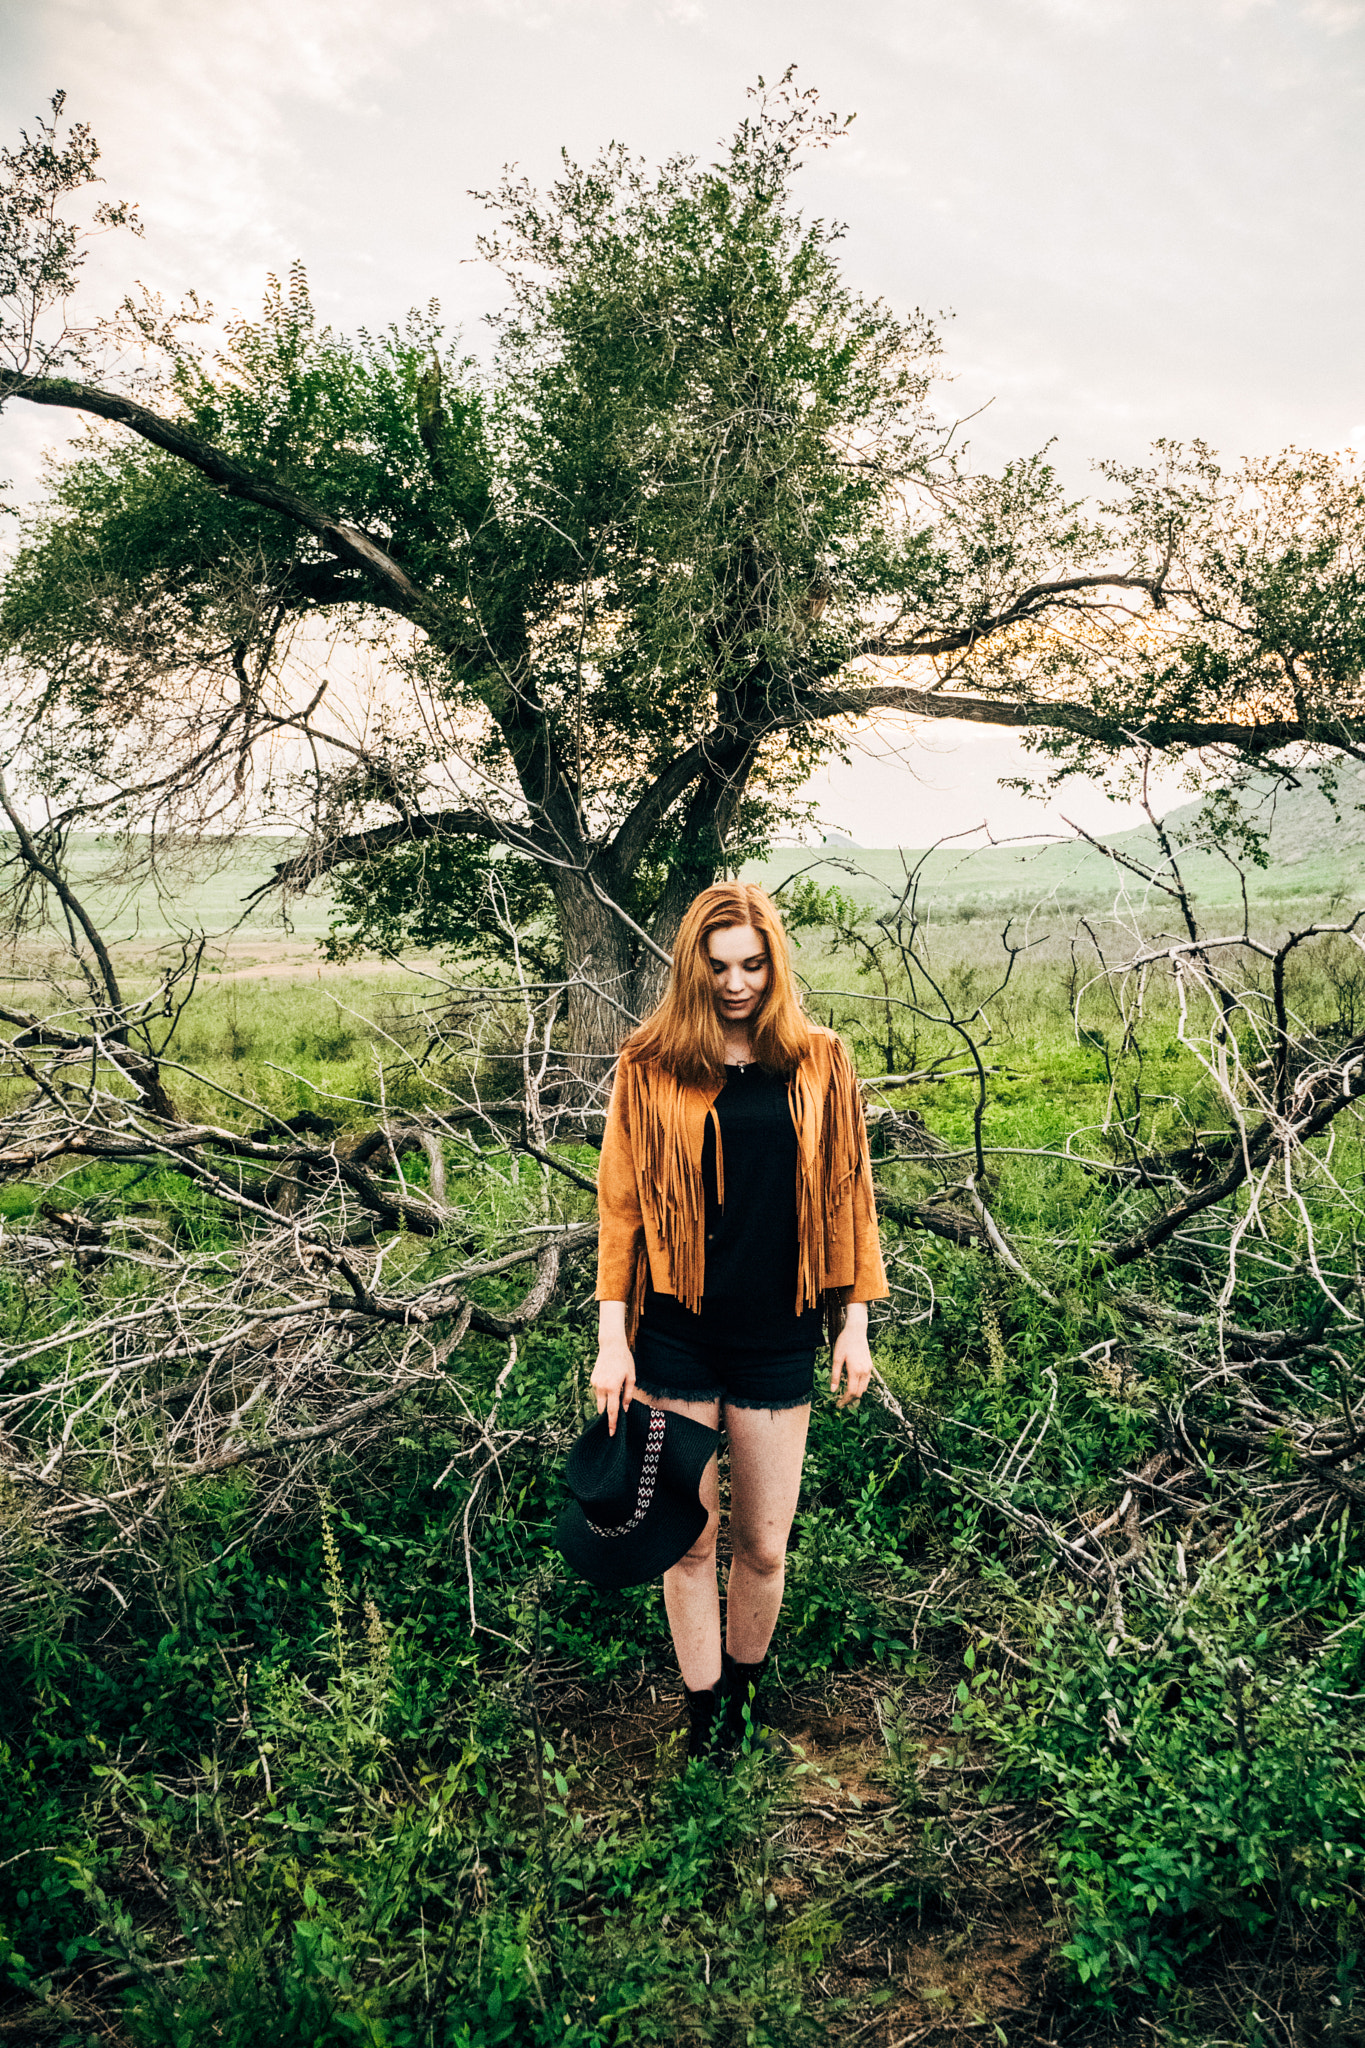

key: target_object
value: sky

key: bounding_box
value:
[1,0,1362,844]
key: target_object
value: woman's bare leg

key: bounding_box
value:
[637,1390,723,1690]
[724,1402,810,1663]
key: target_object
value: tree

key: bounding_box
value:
[3,81,1365,1070]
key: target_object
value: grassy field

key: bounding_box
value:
[10,836,337,974]
[748,832,1365,919]
[18,749,1365,974]
[2,814,1365,2046]
[27,768,1365,979]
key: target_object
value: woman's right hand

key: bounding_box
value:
[590,1330,636,1437]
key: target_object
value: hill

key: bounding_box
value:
[4,762,1363,978]
[746,765,1365,923]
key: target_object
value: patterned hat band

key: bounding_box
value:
[585,1407,667,1539]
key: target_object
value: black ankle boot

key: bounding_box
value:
[720,1650,770,1753]
[683,1677,725,1760]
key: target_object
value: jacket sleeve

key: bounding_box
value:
[595,1059,646,1302]
[837,1037,890,1303]
[850,1161,889,1302]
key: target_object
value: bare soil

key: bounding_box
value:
[542,1666,1060,2047]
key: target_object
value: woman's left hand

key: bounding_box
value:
[830,1303,872,1410]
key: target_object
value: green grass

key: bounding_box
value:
[158,973,430,1126]
[745,834,1365,922]
[3,854,1365,2043]
[11,810,1365,975]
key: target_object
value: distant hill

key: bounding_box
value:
[6,765,1364,969]
[0,834,334,954]
[1152,764,1365,866]
[745,766,1365,920]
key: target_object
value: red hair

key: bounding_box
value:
[625,883,812,1086]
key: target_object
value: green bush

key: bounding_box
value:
[966,1547,1365,2010]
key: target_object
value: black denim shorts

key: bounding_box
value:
[633,1319,817,1413]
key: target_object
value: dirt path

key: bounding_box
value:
[541,1668,1058,2045]
[202,951,417,983]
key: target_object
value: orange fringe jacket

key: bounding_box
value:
[595,1026,889,1341]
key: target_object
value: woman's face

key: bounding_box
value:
[706,922,771,1026]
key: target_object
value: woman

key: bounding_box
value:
[592,882,887,1757]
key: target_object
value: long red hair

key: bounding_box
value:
[625,883,812,1086]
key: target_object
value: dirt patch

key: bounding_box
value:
[203,951,415,983]
[540,1667,1061,2046]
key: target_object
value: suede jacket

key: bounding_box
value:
[596,1026,889,1341]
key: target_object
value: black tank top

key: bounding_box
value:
[640,1062,823,1345]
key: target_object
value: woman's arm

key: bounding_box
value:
[829,1033,889,1304]
[597,1059,646,1290]
[592,1062,646,1440]
[830,1300,872,1409]
[591,1299,637,1436]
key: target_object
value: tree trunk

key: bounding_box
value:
[629,946,673,1023]
[553,869,637,1100]
[622,739,758,1020]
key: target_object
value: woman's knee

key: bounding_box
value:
[730,1527,788,1581]
[672,1508,720,1574]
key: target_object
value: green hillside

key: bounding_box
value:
[6,761,1364,974]
[746,764,1365,921]
[5,836,336,957]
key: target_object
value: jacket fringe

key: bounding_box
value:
[608,1029,884,1342]
[623,1060,712,1315]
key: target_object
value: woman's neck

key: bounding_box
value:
[722,1027,753,1066]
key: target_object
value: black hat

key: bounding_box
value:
[555,1402,719,1592]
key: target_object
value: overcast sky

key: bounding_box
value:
[2,0,1361,842]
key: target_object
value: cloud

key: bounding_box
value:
[1299,0,1365,28]
[22,0,444,301]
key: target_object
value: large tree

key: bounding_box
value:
[3,82,1364,1066]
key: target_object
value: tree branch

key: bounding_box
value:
[3,375,431,620]
[799,682,1310,755]
[868,572,1170,658]
[0,772,126,1011]
[1100,1036,1365,1269]
[250,804,546,900]
[609,724,755,882]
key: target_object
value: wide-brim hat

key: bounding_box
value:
[555,1401,719,1592]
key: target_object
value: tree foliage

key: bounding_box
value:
[2,80,1365,1051]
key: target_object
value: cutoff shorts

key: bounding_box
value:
[633,1315,817,1413]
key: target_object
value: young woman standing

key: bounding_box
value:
[592,882,887,1755]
